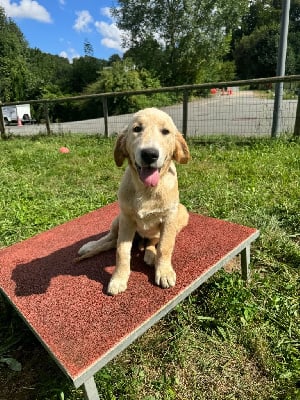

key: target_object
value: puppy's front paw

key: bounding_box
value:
[78,240,98,256]
[107,276,128,295]
[155,265,176,289]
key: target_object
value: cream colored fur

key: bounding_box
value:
[77,108,190,295]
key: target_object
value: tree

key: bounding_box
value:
[238,0,281,37]
[108,54,122,64]
[234,24,296,79]
[81,58,172,116]
[112,0,248,85]
[234,25,280,78]
[26,48,73,98]
[70,56,108,93]
[232,0,299,78]
[84,39,94,57]
[289,0,300,74]
[124,37,165,80]
[0,6,30,101]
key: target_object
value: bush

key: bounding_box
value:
[83,58,175,115]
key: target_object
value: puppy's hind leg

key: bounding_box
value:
[75,216,119,261]
[144,237,159,266]
[176,203,189,233]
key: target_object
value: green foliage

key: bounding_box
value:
[288,31,300,74]
[232,0,300,78]
[234,25,296,79]
[0,296,24,378]
[216,61,236,82]
[83,39,94,57]
[1,0,300,108]
[91,58,146,93]
[124,37,165,79]
[0,357,22,372]
[70,56,108,93]
[82,59,174,116]
[1,0,299,106]
[196,60,236,84]
[0,7,72,102]
[26,48,73,97]
[238,0,281,36]
[0,6,30,101]
[113,0,248,85]
[234,25,280,79]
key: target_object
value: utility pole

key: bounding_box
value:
[271,0,291,138]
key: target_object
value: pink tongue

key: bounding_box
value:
[139,167,159,187]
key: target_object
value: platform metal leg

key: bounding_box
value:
[241,244,251,281]
[83,376,100,400]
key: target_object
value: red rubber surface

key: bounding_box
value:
[0,203,258,383]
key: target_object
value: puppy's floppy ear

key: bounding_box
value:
[173,131,190,164]
[114,131,128,167]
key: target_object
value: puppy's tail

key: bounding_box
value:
[74,235,117,262]
[74,216,119,262]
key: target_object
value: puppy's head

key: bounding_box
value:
[114,108,190,187]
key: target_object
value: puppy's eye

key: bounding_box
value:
[133,125,142,133]
[161,128,170,135]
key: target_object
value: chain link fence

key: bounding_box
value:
[1,75,300,139]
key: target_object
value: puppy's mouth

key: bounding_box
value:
[135,164,160,187]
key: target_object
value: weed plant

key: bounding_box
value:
[0,135,299,400]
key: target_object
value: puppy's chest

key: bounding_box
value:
[134,200,177,233]
[136,215,163,237]
[136,206,169,222]
[135,192,176,218]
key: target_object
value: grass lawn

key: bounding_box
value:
[0,134,299,400]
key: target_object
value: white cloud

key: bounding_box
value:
[0,0,52,22]
[59,48,80,62]
[95,21,119,41]
[71,7,125,54]
[58,0,65,9]
[100,7,112,18]
[101,37,123,53]
[95,20,125,53]
[59,50,68,58]
[73,10,93,32]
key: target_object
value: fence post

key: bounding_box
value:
[182,90,189,139]
[102,97,108,138]
[0,104,6,138]
[271,0,290,138]
[294,90,300,136]
[44,103,51,135]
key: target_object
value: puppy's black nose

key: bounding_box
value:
[141,148,159,165]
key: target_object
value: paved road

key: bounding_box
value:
[5,92,297,137]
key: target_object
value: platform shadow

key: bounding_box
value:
[11,232,155,297]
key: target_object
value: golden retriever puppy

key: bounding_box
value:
[77,108,190,295]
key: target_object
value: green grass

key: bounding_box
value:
[0,134,299,400]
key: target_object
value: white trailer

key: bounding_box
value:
[2,104,35,125]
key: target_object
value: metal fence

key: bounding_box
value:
[1,75,300,139]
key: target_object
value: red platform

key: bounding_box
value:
[0,203,259,395]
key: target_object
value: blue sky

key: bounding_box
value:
[0,0,125,61]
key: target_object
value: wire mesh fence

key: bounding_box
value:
[1,75,300,139]
[177,89,298,136]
